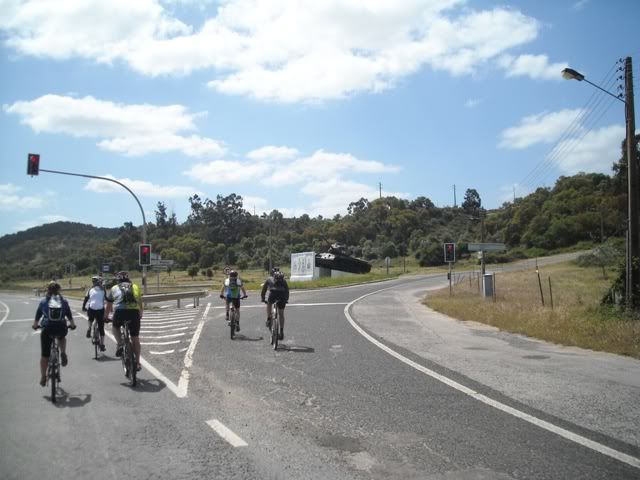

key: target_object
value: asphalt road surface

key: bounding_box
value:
[1,256,639,479]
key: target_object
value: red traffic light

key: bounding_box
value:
[27,153,40,176]
[139,244,152,266]
[444,242,455,263]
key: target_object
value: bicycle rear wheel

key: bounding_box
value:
[129,344,137,387]
[92,322,99,359]
[272,310,279,350]
[230,309,236,339]
[49,358,58,403]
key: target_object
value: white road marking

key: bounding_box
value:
[0,301,10,327]
[139,325,191,332]
[4,318,35,323]
[140,332,186,339]
[140,340,181,346]
[176,303,210,398]
[344,288,640,470]
[149,349,175,355]
[206,419,248,447]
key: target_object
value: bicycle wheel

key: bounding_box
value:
[272,310,279,351]
[49,347,58,403]
[92,322,99,359]
[230,308,236,340]
[121,333,130,378]
[128,343,137,387]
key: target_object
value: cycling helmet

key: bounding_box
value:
[229,270,238,278]
[115,271,129,283]
[47,281,60,295]
[274,271,285,281]
[271,267,280,275]
[91,275,101,285]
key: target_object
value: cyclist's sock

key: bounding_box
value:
[39,376,46,386]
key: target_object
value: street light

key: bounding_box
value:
[562,58,639,311]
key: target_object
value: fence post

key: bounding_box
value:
[548,276,554,310]
[493,272,496,303]
[536,268,545,307]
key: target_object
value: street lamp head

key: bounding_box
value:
[561,67,585,81]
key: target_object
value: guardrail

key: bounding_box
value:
[142,290,209,308]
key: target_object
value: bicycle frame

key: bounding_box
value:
[270,303,280,350]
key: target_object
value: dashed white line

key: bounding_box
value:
[344,287,640,470]
[149,349,175,355]
[140,340,181,346]
[206,419,248,447]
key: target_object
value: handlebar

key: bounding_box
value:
[32,322,76,330]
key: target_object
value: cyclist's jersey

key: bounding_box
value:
[106,283,141,310]
[35,294,72,328]
[223,277,243,299]
[260,276,290,303]
[84,286,105,310]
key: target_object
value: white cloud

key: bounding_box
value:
[499,54,568,81]
[555,125,624,175]
[183,160,271,184]
[41,215,71,223]
[499,109,584,149]
[573,0,590,11]
[4,94,225,157]
[84,174,200,198]
[465,98,482,108]
[0,183,43,210]
[0,1,543,102]
[247,145,299,161]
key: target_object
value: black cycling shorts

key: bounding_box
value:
[225,298,240,309]
[40,323,67,358]
[113,309,141,336]
[88,308,105,336]
[267,293,287,309]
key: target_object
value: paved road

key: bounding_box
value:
[1,257,639,479]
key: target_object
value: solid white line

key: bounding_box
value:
[0,301,10,327]
[4,318,34,323]
[344,288,640,470]
[206,419,248,447]
[176,303,210,398]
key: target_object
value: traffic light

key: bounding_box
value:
[444,242,455,263]
[27,153,40,176]
[139,244,152,266]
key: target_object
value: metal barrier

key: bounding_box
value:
[141,290,209,308]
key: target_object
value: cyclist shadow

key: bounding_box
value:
[232,334,264,342]
[45,388,92,408]
[120,377,165,393]
[278,344,315,353]
[94,355,120,363]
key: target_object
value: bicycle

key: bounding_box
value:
[267,301,280,350]
[33,322,76,403]
[90,317,101,359]
[119,318,137,387]
[222,295,248,339]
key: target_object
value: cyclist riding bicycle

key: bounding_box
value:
[82,275,106,352]
[260,267,290,340]
[105,271,143,372]
[32,281,77,386]
[219,270,248,331]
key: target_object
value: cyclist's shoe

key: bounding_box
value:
[278,331,284,341]
[39,376,46,387]
[61,352,68,366]
[236,322,240,332]
[266,317,272,329]
[136,364,142,372]
[86,328,91,338]
[99,344,106,352]
[115,345,123,357]
[225,312,229,321]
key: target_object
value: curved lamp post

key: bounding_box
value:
[562,58,638,310]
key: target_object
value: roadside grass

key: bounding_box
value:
[424,262,640,359]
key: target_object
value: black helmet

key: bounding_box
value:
[229,270,238,278]
[47,281,60,295]
[274,271,285,280]
[115,271,129,283]
[271,267,280,275]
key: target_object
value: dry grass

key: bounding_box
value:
[425,263,640,359]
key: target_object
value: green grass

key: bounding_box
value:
[425,262,640,359]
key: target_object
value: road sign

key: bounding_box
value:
[102,264,110,273]
[467,243,506,252]
[150,265,168,272]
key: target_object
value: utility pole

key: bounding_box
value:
[379,182,382,199]
[453,184,457,208]
[624,56,639,310]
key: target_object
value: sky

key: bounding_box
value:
[1,0,639,238]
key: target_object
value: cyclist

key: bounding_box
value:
[260,267,290,340]
[32,281,77,386]
[104,271,143,371]
[219,270,248,331]
[82,275,106,352]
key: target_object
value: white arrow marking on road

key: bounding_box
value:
[206,419,248,447]
[175,303,210,398]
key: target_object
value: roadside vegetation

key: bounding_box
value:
[424,259,640,359]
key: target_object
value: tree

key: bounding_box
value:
[462,188,481,215]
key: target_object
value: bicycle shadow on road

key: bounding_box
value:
[93,355,120,363]
[120,378,166,393]
[45,389,91,408]
[278,344,315,353]
[232,334,264,342]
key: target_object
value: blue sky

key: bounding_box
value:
[1,0,638,237]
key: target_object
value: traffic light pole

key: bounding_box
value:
[37,168,148,294]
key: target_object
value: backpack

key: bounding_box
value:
[48,296,64,322]
[119,282,137,305]
[228,276,238,288]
